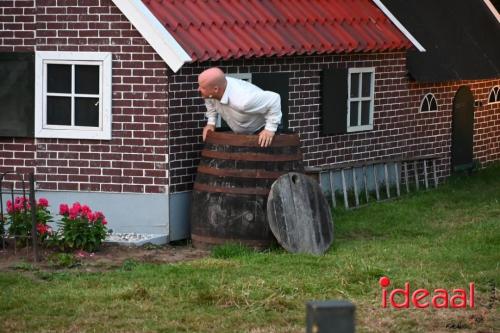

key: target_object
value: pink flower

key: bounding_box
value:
[6,200,13,214]
[37,198,49,208]
[36,223,51,235]
[69,207,79,220]
[86,212,95,223]
[102,218,107,225]
[59,203,69,215]
[81,205,91,214]
[72,202,82,213]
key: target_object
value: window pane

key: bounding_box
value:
[361,101,371,125]
[430,97,437,110]
[75,97,99,127]
[350,73,359,97]
[75,65,99,94]
[362,72,372,97]
[47,64,71,93]
[47,96,71,125]
[421,98,429,112]
[350,101,359,127]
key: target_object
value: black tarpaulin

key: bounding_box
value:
[383,0,500,82]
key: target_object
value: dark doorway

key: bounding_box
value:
[451,86,474,171]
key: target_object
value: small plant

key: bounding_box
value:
[121,258,139,271]
[53,202,108,252]
[5,196,53,246]
[11,261,37,271]
[211,243,255,259]
[48,253,81,269]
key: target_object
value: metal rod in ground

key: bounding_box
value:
[424,160,429,189]
[384,163,390,199]
[404,162,410,193]
[373,164,380,200]
[306,300,355,333]
[352,168,359,207]
[394,162,400,197]
[29,173,39,262]
[341,169,349,209]
[363,166,369,203]
[433,159,438,188]
[329,171,336,208]
[414,160,419,190]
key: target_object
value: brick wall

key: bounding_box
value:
[168,53,500,192]
[0,0,169,193]
[1,2,499,194]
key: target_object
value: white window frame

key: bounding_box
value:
[35,51,112,140]
[216,73,252,128]
[347,67,375,132]
[488,86,500,104]
[419,93,439,112]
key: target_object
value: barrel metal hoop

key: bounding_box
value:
[194,183,270,196]
[201,150,303,162]
[197,165,287,179]
[191,234,271,248]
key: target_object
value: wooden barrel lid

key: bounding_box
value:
[267,172,333,254]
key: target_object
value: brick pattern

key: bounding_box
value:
[1,1,499,194]
[0,0,169,193]
[168,53,500,192]
[0,0,36,52]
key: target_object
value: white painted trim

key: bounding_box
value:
[483,0,500,23]
[227,73,252,82]
[488,86,500,104]
[111,0,191,73]
[372,0,426,52]
[419,93,439,112]
[347,67,375,133]
[35,51,112,140]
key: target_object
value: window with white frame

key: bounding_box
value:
[35,51,112,140]
[347,68,375,132]
[488,86,500,104]
[419,93,438,112]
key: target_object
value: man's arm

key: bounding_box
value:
[245,90,282,147]
[203,100,217,141]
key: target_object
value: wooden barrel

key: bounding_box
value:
[190,131,304,249]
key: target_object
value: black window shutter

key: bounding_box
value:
[252,72,290,131]
[0,52,35,138]
[321,68,348,135]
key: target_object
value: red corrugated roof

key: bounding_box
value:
[142,0,412,62]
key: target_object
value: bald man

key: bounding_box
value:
[198,67,282,147]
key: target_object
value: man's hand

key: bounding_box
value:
[203,124,215,141]
[258,129,275,147]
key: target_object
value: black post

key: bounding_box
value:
[29,173,39,262]
[306,300,355,333]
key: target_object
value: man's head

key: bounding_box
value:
[198,67,227,100]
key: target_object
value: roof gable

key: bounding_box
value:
[111,0,191,72]
[383,0,500,82]
[141,0,414,62]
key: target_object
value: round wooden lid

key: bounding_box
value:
[267,172,333,254]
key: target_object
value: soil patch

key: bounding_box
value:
[0,241,209,272]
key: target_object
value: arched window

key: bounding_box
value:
[488,86,500,104]
[419,93,438,112]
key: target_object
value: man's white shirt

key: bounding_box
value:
[204,77,282,134]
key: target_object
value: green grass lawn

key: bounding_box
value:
[1,164,499,332]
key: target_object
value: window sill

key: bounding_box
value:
[35,128,111,140]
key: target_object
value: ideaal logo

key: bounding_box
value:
[379,276,475,309]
